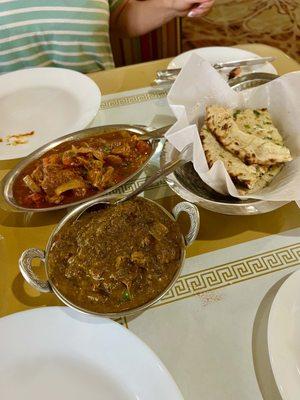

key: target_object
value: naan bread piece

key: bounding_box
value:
[205,105,292,166]
[200,125,267,190]
[234,108,283,145]
[238,164,283,195]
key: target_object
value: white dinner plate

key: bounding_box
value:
[0,307,183,400]
[0,68,101,160]
[268,269,300,400]
[168,46,277,76]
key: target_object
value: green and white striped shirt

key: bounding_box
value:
[0,0,124,74]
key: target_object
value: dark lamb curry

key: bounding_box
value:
[48,198,183,313]
[13,131,152,208]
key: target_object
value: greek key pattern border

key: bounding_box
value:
[112,175,167,195]
[153,242,300,308]
[100,90,168,110]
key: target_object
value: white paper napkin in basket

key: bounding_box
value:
[165,54,300,202]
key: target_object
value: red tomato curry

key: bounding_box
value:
[13,131,152,209]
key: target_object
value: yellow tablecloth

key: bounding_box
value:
[1,44,299,319]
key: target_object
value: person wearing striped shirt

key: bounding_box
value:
[0,0,215,74]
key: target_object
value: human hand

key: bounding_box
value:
[187,0,215,17]
[111,0,215,38]
[170,0,215,18]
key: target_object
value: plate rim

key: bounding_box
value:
[0,306,183,400]
[168,46,277,75]
[268,268,300,400]
[0,67,101,161]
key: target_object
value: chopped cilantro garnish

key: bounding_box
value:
[244,124,251,129]
[122,290,131,301]
[253,110,260,117]
[233,110,241,119]
[103,145,110,154]
[263,121,272,125]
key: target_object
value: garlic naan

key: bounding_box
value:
[200,125,265,190]
[234,108,283,146]
[205,105,292,166]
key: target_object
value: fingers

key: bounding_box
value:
[187,0,215,18]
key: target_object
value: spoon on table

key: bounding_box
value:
[75,143,192,219]
[118,143,192,204]
[136,124,172,141]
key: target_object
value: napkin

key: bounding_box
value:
[165,54,300,202]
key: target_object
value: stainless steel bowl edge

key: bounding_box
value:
[19,195,200,318]
[1,124,158,213]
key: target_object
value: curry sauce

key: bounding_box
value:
[48,198,183,313]
[13,131,152,208]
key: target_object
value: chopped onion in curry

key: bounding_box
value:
[13,131,152,208]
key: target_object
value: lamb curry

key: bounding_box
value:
[48,198,183,313]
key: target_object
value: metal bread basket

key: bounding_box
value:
[161,72,289,216]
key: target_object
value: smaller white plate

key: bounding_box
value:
[0,307,183,400]
[0,68,101,160]
[268,269,300,400]
[168,46,277,76]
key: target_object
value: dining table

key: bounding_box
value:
[1,43,300,400]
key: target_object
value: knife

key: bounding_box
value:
[157,56,276,78]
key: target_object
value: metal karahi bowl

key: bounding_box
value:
[0,124,159,213]
[19,195,200,318]
[161,72,289,215]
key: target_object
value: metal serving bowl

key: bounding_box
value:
[161,72,288,215]
[19,195,200,318]
[0,124,159,213]
[228,72,279,91]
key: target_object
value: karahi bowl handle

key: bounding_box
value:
[172,202,200,246]
[19,248,51,293]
